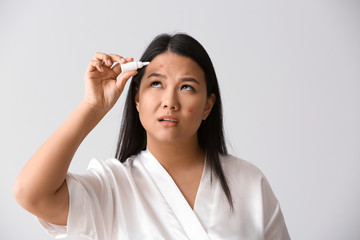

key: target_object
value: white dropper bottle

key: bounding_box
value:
[121,61,150,72]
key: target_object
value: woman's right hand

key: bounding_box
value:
[13,52,139,226]
[83,52,138,112]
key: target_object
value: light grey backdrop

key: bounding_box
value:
[1,0,359,239]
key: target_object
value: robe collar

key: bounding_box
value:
[141,148,210,240]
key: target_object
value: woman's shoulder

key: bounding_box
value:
[67,154,142,190]
[72,153,140,181]
[218,154,278,202]
[219,153,266,181]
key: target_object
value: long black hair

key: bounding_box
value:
[115,33,233,210]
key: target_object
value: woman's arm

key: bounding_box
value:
[13,53,137,226]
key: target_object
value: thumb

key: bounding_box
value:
[116,70,138,94]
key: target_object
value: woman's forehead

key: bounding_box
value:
[144,52,205,78]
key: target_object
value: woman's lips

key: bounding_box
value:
[158,115,179,127]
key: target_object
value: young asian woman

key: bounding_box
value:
[14,33,290,240]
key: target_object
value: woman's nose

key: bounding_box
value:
[161,89,179,111]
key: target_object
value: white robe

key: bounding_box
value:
[38,149,290,240]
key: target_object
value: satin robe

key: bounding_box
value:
[38,149,290,239]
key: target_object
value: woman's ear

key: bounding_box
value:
[134,88,140,112]
[203,93,216,120]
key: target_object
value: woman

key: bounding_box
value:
[14,33,290,239]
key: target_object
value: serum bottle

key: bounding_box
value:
[121,61,150,72]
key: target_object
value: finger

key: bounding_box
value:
[108,54,126,64]
[87,59,104,72]
[116,70,138,94]
[111,63,122,76]
[93,52,114,68]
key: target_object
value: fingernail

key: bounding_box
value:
[107,59,112,65]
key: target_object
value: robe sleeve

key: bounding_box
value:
[261,177,291,240]
[37,159,117,240]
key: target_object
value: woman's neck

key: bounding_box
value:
[146,135,205,172]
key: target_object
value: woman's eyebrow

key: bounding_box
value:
[147,72,166,78]
[180,77,200,85]
[147,72,200,85]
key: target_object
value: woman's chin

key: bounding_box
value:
[146,132,196,146]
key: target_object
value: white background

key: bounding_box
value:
[1,0,359,239]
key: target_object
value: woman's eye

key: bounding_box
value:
[181,85,195,91]
[151,81,162,88]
